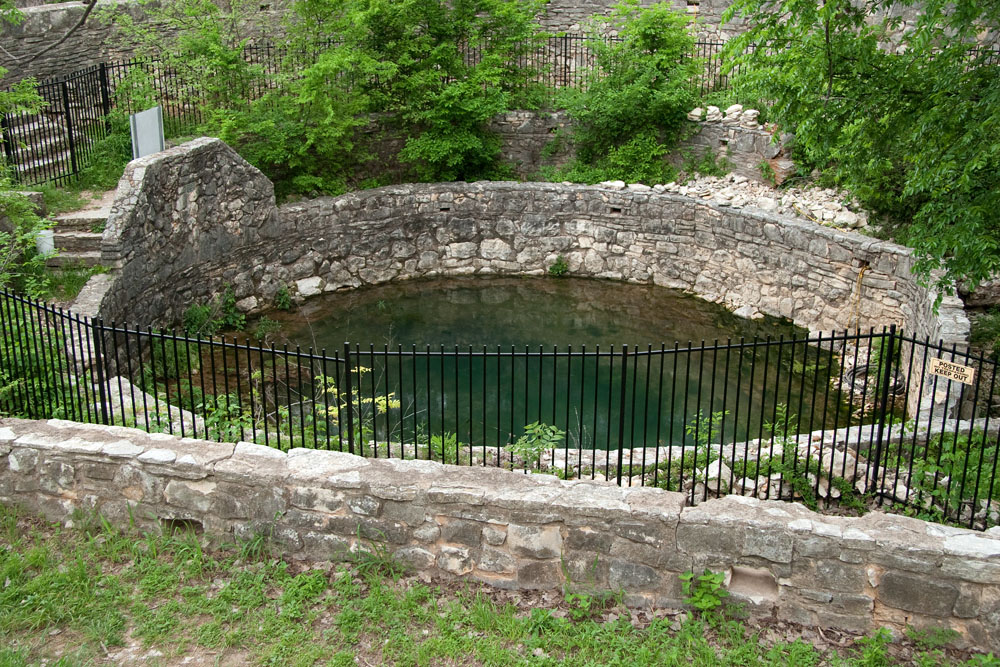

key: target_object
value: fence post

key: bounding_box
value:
[868,324,897,495]
[91,318,110,425]
[99,62,112,130]
[343,342,355,455]
[60,80,78,176]
[616,345,629,485]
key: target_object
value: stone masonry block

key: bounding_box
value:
[567,526,614,554]
[609,560,662,592]
[879,572,960,617]
[676,522,743,556]
[507,524,563,559]
[517,560,562,588]
[164,479,217,514]
[744,526,793,563]
[438,518,483,547]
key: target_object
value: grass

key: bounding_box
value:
[1,504,997,666]
[43,263,108,302]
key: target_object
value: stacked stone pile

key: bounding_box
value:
[654,176,868,231]
[592,175,868,232]
[677,104,868,230]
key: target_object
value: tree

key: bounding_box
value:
[302,0,546,182]
[1,0,48,293]
[722,0,1000,295]
[559,1,699,184]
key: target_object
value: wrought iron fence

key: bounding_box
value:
[1,289,997,530]
[0,36,731,186]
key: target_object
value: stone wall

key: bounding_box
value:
[0,0,284,84]
[2,417,998,650]
[94,137,969,417]
[538,0,746,40]
[99,137,281,327]
[489,110,788,182]
[94,136,970,341]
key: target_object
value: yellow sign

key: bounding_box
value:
[928,358,975,385]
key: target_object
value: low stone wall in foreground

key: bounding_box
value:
[2,418,998,651]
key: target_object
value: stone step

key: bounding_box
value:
[53,230,103,253]
[53,207,111,231]
[45,250,103,269]
[8,129,70,154]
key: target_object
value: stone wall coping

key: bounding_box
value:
[6,417,998,557]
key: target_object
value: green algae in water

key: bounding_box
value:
[264,277,847,450]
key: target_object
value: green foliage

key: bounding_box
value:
[561,1,698,182]
[72,113,133,192]
[685,409,730,448]
[428,431,462,464]
[28,186,85,216]
[44,263,108,302]
[901,429,1000,521]
[145,335,201,381]
[679,149,730,181]
[548,255,569,277]
[0,300,81,419]
[506,421,565,469]
[218,48,369,199]
[906,625,961,652]
[106,0,268,123]
[971,308,1000,361]
[252,316,282,343]
[274,285,292,311]
[0,187,52,297]
[0,36,51,297]
[182,287,245,336]
[763,402,797,445]
[199,393,252,442]
[723,0,1000,294]
[680,569,729,614]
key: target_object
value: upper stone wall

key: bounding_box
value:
[2,0,932,84]
[2,416,999,651]
[0,0,284,83]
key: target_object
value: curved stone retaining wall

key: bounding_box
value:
[99,138,965,339]
[2,418,998,650]
[96,138,968,417]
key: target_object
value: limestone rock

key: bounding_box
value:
[295,276,324,298]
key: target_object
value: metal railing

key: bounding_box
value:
[1,289,997,530]
[0,36,732,186]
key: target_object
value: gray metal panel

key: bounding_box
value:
[130,106,165,159]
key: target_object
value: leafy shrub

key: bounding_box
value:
[506,421,565,468]
[561,1,698,181]
[722,0,1000,294]
[548,256,569,277]
[680,569,729,614]
[182,287,245,336]
[274,285,292,311]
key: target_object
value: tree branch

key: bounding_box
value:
[20,0,99,66]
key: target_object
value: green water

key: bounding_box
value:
[268,277,846,449]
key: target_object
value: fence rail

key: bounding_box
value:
[1,289,997,530]
[0,35,731,186]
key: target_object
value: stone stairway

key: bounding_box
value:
[45,192,113,269]
[4,112,75,185]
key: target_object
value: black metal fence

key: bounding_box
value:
[0,36,732,187]
[1,289,997,530]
